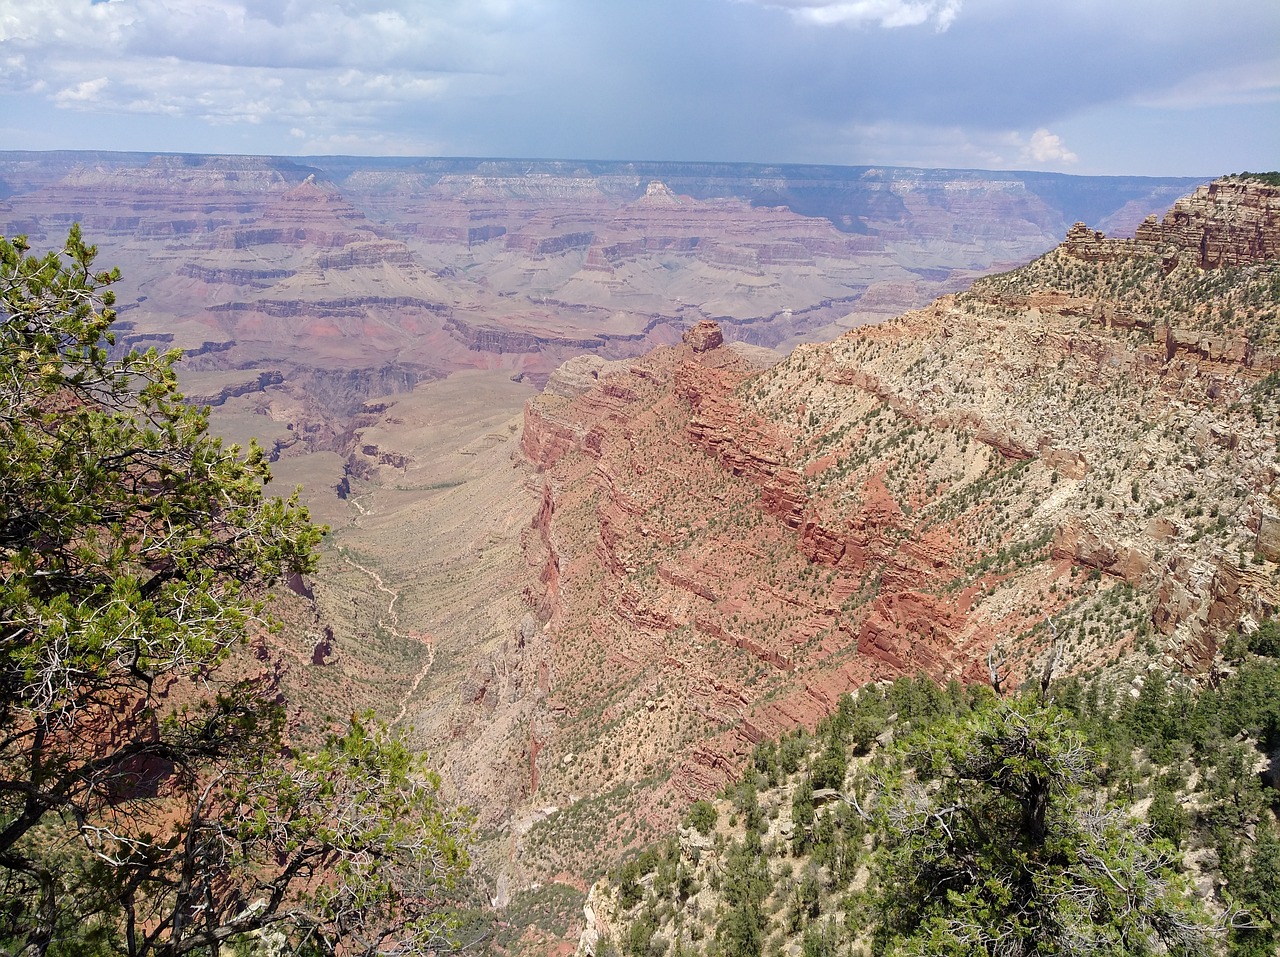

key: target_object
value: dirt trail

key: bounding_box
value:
[392,645,436,727]
[338,549,434,726]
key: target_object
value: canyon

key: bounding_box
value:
[0,154,1200,406]
[0,153,1203,496]
[5,154,1272,947]
[266,176,1280,946]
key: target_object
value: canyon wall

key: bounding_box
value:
[508,176,1280,886]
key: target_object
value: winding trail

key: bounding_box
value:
[392,645,436,727]
[337,549,435,727]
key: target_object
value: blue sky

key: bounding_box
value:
[1,0,1276,175]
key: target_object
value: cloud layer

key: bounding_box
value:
[745,0,962,31]
[0,0,1276,174]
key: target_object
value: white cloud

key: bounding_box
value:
[0,0,1273,170]
[0,1,528,83]
[0,0,516,145]
[743,0,962,31]
[1022,128,1078,165]
[801,119,1090,171]
[52,76,108,106]
[0,0,131,46]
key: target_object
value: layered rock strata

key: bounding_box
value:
[510,177,1280,882]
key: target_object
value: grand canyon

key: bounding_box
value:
[3,153,1277,953]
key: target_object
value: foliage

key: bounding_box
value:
[809,737,847,793]
[687,800,718,836]
[730,777,764,834]
[1246,618,1280,658]
[601,653,1280,957]
[791,777,814,855]
[1224,815,1280,957]
[714,839,770,957]
[1148,778,1189,850]
[873,697,1211,956]
[1235,171,1280,187]
[1088,655,1280,957]
[0,229,470,957]
[800,919,840,957]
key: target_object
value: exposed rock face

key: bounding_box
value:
[1065,175,1280,270]
[0,152,1207,484]
[511,177,1280,883]
[184,369,285,407]
[1138,177,1280,268]
[542,355,633,398]
[682,320,724,353]
[636,181,682,207]
[1257,509,1280,562]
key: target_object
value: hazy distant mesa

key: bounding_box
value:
[0,152,1203,407]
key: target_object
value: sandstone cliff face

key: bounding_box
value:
[510,177,1280,881]
[1065,175,1280,270]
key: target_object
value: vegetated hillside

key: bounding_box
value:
[505,175,1280,903]
[582,639,1280,957]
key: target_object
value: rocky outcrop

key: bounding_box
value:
[295,363,432,417]
[1140,177,1280,268]
[185,370,284,407]
[445,317,606,355]
[314,240,418,270]
[634,181,682,207]
[213,177,375,250]
[1066,175,1280,270]
[520,398,585,472]
[177,263,296,287]
[511,178,1280,874]
[682,320,723,353]
[678,362,805,526]
[208,294,448,319]
[542,355,633,398]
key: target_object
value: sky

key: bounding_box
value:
[0,0,1276,176]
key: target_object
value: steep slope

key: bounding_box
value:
[509,176,1280,890]
[581,653,1280,957]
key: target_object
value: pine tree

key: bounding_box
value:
[0,229,470,957]
[873,697,1211,956]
